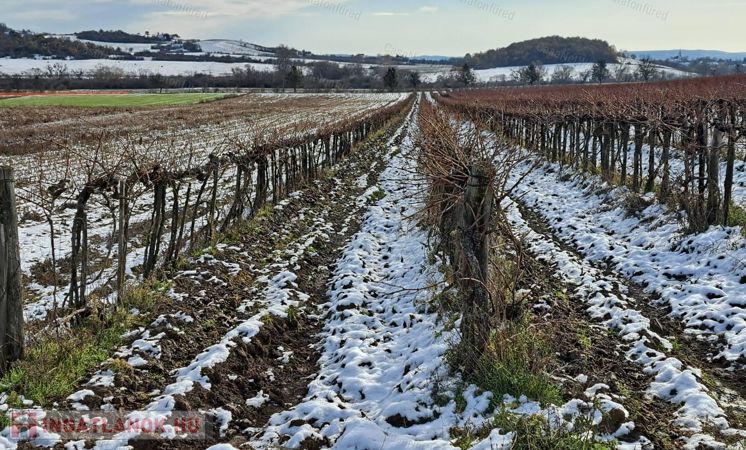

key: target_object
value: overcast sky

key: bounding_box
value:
[3,0,744,55]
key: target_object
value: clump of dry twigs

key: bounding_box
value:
[415,97,539,373]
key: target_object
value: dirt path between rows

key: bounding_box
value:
[19,109,412,450]
[512,196,746,447]
[142,119,413,450]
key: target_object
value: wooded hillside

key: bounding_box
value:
[0,24,123,58]
[464,36,618,69]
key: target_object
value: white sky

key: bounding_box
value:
[2,0,744,55]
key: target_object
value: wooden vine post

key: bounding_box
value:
[723,104,737,226]
[709,109,725,226]
[0,166,24,372]
[116,178,127,305]
[459,163,494,374]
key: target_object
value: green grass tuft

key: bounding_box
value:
[490,408,615,450]
[0,279,169,407]
[471,357,564,408]
[369,189,386,202]
[728,203,746,229]
[449,317,563,408]
[0,311,130,406]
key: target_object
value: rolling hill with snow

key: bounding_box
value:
[0,27,698,82]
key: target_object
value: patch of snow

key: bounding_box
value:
[504,197,740,445]
[246,391,269,408]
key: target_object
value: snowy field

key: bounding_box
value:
[501,155,746,448]
[2,93,409,322]
[0,95,656,450]
[0,50,690,83]
[422,58,693,83]
[510,159,746,364]
[3,87,743,449]
[196,39,274,57]
[53,35,275,57]
[0,57,276,77]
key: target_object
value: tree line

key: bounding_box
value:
[75,29,174,44]
[0,61,431,92]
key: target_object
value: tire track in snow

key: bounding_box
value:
[88,201,336,449]
[511,163,746,367]
[249,98,475,449]
[505,197,746,449]
[249,100,637,450]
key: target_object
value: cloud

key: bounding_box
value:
[130,0,349,19]
[7,9,79,21]
[370,5,438,18]
[371,11,410,16]
[126,0,359,38]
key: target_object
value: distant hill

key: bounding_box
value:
[464,36,618,70]
[0,23,123,59]
[633,50,746,61]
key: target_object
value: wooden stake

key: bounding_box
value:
[0,166,24,371]
[117,179,127,305]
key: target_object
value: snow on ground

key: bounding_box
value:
[197,40,273,57]
[7,53,692,83]
[10,193,311,440]
[504,197,741,447]
[251,98,474,449]
[9,93,408,322]
[51,35,273,58]
[0,58,275,77]
[78,175,337,449]
[249,99,637,449]
[80,40,157,53]
[508,160,746,364]
[622,142,746,207]
[51,34,159,53]
[421,58,693,83]
[1,94,401,445]
[0,96,671,449]
[0,57,452,78]
[2,53,692,83]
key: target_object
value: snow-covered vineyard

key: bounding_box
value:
[3,93,409,321]
[1,80,746,450]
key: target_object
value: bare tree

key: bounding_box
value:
[613,63,632,82]
[275,45,295,90]
[551,65,575,84]
[636,57,658,82]
[455,63,476,87]
[286,66,303,92]
[513,63,545,85]
[46,62,69,80]
[408,71,422,91]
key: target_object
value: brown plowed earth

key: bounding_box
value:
[514,197,746,448]
[22,107,411,450]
